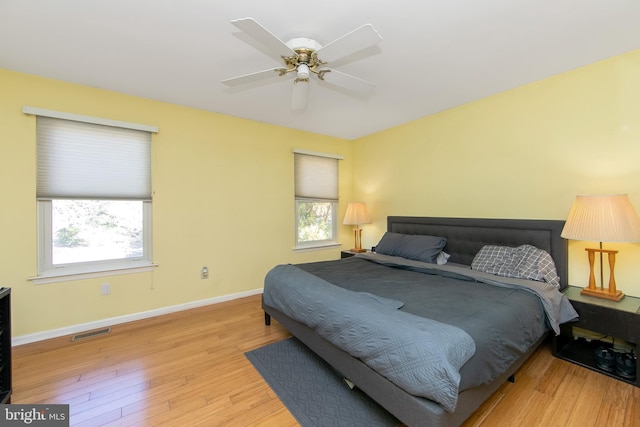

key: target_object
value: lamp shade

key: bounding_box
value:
[343,202,371,225]
[561,194,640,242]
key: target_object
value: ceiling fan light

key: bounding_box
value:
[286,37,322,52]
[297,63,310,79]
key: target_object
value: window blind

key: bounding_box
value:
[294,153,338,200]
[36,116,152,200]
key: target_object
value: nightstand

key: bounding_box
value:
[553,286,639,387]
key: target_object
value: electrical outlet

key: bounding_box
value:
[201,266,209,279]
[101,283,110,295]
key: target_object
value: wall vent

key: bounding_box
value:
[70,327,111,342]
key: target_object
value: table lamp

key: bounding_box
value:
[561,194,640,301]
[343,202,371,253]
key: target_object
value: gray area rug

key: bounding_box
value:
[246,337,400,427]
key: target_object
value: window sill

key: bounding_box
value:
[293,242,341,252]
[29,262,158,285]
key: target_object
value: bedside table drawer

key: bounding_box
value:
[571,300,640,342]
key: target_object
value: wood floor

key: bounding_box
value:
[12,294,640,426]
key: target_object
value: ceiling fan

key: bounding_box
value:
[222,18,382,110]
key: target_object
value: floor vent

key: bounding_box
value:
[71,327,111,342]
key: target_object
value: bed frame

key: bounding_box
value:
[263,216,567,426]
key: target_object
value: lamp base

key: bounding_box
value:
[581,247,624,301]
[580,287,625,301]
[349,248,367,253]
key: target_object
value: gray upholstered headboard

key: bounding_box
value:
[387,216,568,290]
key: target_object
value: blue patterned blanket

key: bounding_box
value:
[264,264,476,412]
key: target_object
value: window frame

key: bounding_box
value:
[293,149,342,250]
[35,200,155,283]
[25,107,158,284]
[294,197,340,250]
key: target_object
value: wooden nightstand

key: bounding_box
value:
[553,286,639,387]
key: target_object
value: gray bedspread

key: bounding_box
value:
[357,252,578,335]
[286,254,578,393]
[264,264,476,413]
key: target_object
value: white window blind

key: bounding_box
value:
[36,116,152,200]
[294,153,338,200]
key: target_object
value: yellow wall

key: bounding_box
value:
[0,69,353,338]
[4,48,640,339]
[353,49,640,296]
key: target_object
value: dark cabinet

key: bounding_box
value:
[554,286,639,387]
[0,287,11,403]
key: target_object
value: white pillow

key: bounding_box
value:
[436,251,451,265]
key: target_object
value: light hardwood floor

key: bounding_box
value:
[12,295,640,426]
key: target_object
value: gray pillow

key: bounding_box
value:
[375,232,447,264]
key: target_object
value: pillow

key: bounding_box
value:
[515,245,561,288]
[375,232,447,264]
[471,244,561,288]
[470,245,517,276]
[436,251,451,265]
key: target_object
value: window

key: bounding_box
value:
[294,150,342,249]
[26,107,157,282]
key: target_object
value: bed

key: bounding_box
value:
[262,216,577,426]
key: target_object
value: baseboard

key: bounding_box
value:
[12,288,264,346]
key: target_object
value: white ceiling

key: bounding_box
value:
[1,1,639,140]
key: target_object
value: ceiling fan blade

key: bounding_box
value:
[291,80,309,110]
[222,68,279,87]
[319,69,376,94]
[315,24,382,63]
[231,17,296,61]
